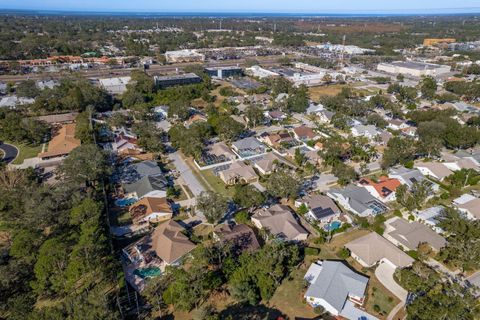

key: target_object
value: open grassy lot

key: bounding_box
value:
[309,84,347,101]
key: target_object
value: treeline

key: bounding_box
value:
[0,144,119,319]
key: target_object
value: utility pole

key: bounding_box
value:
[339,34,346,69]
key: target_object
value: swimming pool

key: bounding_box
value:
[134,267,162,279]
[324,221,342,232]
[115,197,137,207]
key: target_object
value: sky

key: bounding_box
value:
[1,0,480,14]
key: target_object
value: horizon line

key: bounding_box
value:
[1,8,480,16]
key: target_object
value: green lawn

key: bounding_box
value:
[200,169,236,198]
[6,141,43,165]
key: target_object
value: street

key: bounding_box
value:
[0,142,18,164]
[168,151,206,197]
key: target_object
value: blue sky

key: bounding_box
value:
[2,0,480,13]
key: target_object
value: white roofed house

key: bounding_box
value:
[452,194,480,220]
[99,76,131,95]
[304,260,377,320]
[414,162,453,181]
[351,124,379,141]
[389,166,440,193]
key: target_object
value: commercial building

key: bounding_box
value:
[164,49,205,63]
[246,65,280,79]
[154,73,202,88]
[98,77,131,95]
[205,66,243,79]
[423,38,456,47]
[377,61,451,77]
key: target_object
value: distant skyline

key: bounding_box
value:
[2,0,480,14]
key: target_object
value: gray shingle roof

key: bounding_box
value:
[305,261,368,312]
[124,175,168,198]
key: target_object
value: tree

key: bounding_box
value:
[446,169,480,188]
[294,148,305,166]
[58,144,110,187]
[133,121,165,153]
[245,104,265,128]
[232,184,265,209]
[16,80,40,98]
[382,137,417,169]
[74,111,95,143]
[266,169,300,200]
[196,191,228,225]
[332,163,358,186]
[438,208,480,272]
[420,76,437,99]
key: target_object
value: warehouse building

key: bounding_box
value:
[377,61,451,77]
[154,73,202,88]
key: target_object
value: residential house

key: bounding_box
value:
[112,134,143,155]
[327,185,388,217]
[387,119,409,131]
[123,175,168,199]
[213,223,260,251]
[293,125,316,141]
[295,194,341,223]
[259,131,294,148]
[351,124,379,140]
[252,204,308,241]
[252,152,290,175]
[389,166,439,192]
[317,109,335,123]
[383,217,447,252]
[129,197,173,225]
[345,232,415,269]
[414,162,453,181]
[443,158,479,172]
[35,112,79,125]
[38,123,81,160]
[306,103,325,115]
[119,160,163,184]
[264,110,286,121]
[184,114,207,128]
[304,261,376,320]
[232,137,267,157]
[205,142,237,162]
[413,206,445,233]
[452,194,480,220]
[358,176,401,202]
[218,161,258,185]
[122,220,196,291]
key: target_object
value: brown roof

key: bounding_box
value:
[458,198,480,219]
[214,224,260,251]
[252,204,308,240]
[129,197,172,224]
[147,220,196,264]
[38,123,81,159]
[294,125,316,139]
[345,232,414,268]
[35,112,79,124]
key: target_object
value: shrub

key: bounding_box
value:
[234,210,250,224]
[313,306,325,315]
[393,210,402,217]
[337,248,350,259]
[373,304,381,313]
[407,250,419,260]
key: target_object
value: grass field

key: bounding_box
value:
[200,169,236,198]
[309,84,348,102]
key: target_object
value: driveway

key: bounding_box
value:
[375,262,408,301]
[168,151,206,197]
[375,262,408,320]
[0,142,18,164]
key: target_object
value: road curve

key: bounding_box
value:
[0,142,19,164]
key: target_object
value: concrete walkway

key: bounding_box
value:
[168,151,206,196]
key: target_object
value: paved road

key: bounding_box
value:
[0,56,282,82]
[0,142,18,164]
[168,151,206,197]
